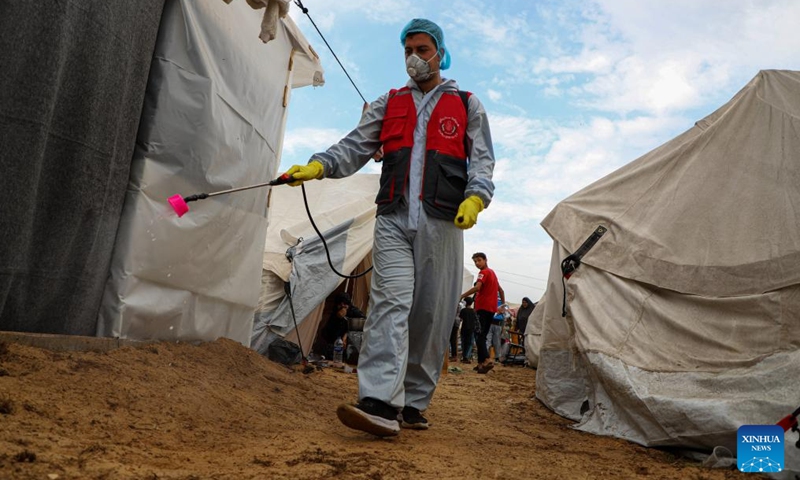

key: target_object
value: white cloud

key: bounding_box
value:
[488,114,554,157]
[360,162,382,175]
[535,50,616,75]
[297,11,335,32]
[491,158,510,183]
[487,89,502,102]
[530,0,800,115]
[441,1,538,71]
[281,127,347,157]
[480,113,690,238]
[480,199,551,226]
[521,114,688,203]
[432,0,800,116]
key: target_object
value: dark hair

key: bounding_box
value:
[464,297,473,306]
[471,252,486,260]
[333,292,352,306]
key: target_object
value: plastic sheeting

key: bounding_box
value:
[532,70,800,474]
[96,0,323,344]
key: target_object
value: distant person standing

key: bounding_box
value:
[458,297,478,363]
[487,296,507,363]
[461,252,504,374]
[449,302,462,361]
[515,297,535,335]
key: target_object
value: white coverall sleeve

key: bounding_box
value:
[309,93,389,179]
[464,94,496,207]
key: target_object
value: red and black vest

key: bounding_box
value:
[375,87,471,220]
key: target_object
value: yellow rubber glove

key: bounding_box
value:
[285,160,324,187]
[454,195,485,229]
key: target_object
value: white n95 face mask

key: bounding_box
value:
[406,53,438,82]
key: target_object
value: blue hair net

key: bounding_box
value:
[400,18,451,70]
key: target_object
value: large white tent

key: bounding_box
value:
[528,70,800,473]
[97,0,323,345]
[251,173,475,357]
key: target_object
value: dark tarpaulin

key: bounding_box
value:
[0,1,165,334]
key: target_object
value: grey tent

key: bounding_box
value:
[528,70,800,474]
[0,1,163,335]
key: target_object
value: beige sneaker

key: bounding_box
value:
[336,399,400,437]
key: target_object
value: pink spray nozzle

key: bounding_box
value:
[168,194,189,217]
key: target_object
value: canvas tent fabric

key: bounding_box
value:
[0,0,165,335]
[251,174,379,356]
[222,0,292,45]
[531,70,800,473]
[251,173,476,357]
[96,0,323,345]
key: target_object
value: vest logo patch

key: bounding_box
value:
[439,116,460,139]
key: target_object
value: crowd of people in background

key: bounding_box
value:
[457,252,536,373]
[454,288,536,371]
[314,257,538,376]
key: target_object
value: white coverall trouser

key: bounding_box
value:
[357,204,463,411]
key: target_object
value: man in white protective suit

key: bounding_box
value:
[281,18,495,437]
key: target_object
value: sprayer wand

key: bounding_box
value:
[168,173,374,282]
[168,173,295,217]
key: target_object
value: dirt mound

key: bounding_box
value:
[0,339,755,479]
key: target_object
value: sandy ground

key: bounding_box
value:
[0,338,759,479]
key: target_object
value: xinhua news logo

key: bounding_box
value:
[737,425,784,473]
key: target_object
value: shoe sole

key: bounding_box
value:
[401,420,430,430]
[477,364,494,374]
[337,404,400,437]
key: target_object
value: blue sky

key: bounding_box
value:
[280,0,799,304]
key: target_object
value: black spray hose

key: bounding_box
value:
[299,183,372,280]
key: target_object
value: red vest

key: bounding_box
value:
[380,87,469,158]
[375,87,471,219]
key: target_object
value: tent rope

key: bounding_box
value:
[293,0,368,104]
[283,280,305,360]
